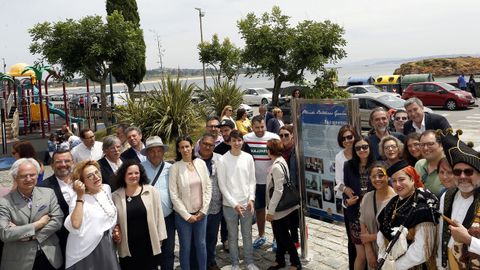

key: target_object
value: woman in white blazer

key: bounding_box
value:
[169,135,212,270]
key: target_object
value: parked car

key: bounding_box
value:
[354,93,433,129]
[402,82,475,110]
[243,88,272,105]
[345,85,401,98]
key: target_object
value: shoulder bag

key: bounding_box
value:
[269,162,300,211]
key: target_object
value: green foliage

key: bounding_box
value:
[115,75,200,142]
[198,34,242,83]
[303,69,351,99]
[237,6,347,105]
[106,0,146,94]
[200,80,244,117]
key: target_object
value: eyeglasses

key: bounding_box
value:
[453,168,475,177]
[395,116,408,121]
[383,145,398,151]
[17,173,37,181]
[84,171,101,181]
[355,144,369,151]
[201,142,215,148]
[279,133,290,138]
[420,142,437,148]
[408,142,421,148]
[342,135,354,142]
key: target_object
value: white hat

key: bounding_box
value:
[141,136,169,155]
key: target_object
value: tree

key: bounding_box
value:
[238,6,347,105]
[29,12,142,126]
[198,34,242,83]
[106,0,146,94]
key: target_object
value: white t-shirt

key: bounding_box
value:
[334,150,348,198]
[243,131,280,185]
[71,141,104,163]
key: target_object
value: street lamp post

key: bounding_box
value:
[106,61,115,124]
[195,7,207,91]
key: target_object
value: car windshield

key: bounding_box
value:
[255,89,271,94]
[437,82,459,91]
[365,86,381,93]
[378,94,405,108]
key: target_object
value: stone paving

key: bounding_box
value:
[0,166,350,270]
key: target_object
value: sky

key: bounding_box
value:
[1,0,479,71]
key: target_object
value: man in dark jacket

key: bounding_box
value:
[403,97,451,135]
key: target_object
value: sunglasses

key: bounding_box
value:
[395,116,408,121]
[342,135,354,142]
[279,133,290,138]
[355,144,369,151]
[453,168,475,177]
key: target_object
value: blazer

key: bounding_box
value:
[169,159,212,221]
[120,147,141,163]
[267,118,281,134]
[39,175,70,261]
[0,187,63,270]
[403,112,451,135]
[112,185,167,258]
[98,156,125,190]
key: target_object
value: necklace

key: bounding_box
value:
[391,192,415,221]
[93,189,116,220]
[126,186,143,203]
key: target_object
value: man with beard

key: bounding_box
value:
[415,130,445,197]
[41,150,75,267]
[437,129,480,269]
[367,107,405,160]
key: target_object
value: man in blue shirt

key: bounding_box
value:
[458,73,467,90]
[141,136,174,270]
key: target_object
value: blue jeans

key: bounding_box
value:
[223,206,254,266]
[175,212,208,270]
[159,213,176,270]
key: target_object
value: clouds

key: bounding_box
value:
[1,0,478,71]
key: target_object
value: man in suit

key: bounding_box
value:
[120,126,146,163]
[403,97,451,135]
[97,135,124,190]
[0,158,63,270]
[40,150,74,268]
[259,104,274,124]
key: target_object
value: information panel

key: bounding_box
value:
[293,99,360,221]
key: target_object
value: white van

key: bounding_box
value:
[106,92,129,107]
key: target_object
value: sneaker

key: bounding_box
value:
[253,236,267,249]
[247,264,260,270]
[231,265,241,270]
[272,239,277,252]
[223,240,229,253]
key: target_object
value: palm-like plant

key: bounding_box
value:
[21,64,54,85]
[115,75,200,142]
[201,80,244,116]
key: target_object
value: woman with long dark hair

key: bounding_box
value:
[403,133,422,166]
[169,135,212,270]
[112,160,166,270]
[343,136,376,270]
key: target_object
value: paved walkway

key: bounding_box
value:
[0,166,350,270]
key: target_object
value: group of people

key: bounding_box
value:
[0,103,302,270]
[337,96,480,270]
[457,73,477,98]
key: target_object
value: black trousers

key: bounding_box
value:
[271,211,301,267]
[33,250,56,270]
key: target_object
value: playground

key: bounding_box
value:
[0,63,113,168]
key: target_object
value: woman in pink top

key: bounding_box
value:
[169,135,211,270]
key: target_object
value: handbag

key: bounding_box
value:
[269,162,300,211]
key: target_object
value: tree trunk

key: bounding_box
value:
[100,79,109,127]
[127,83,135,95]
[272,76,283,106]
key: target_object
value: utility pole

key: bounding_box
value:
[1,58,5,74]
[195,7,207,91]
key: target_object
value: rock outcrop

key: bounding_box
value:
[394,57,480,76]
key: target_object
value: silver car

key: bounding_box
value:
[243,88,272,105]
[346,85,401,98]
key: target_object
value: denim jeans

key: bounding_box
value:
[190,211,223,268]
[223,206,254,266]
[159,213,176,270]
[175,212,208,270]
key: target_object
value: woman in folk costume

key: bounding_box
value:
[437,129,480,270]
[376,160,439,270]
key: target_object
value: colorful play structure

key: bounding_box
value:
[0,63,89,141]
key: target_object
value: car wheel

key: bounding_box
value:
[261,98,268,105]
[445,99,457,111]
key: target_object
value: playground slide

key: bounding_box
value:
[47,102,85,124]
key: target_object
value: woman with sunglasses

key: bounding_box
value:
[221,105,237,129]
[64,160,121,270]
[334,124,358,269]
[377,160,438,269]
[392,110,408,133]
[359,162,395,269]
[343,136,376,270]
[403,133,423,166]
[379,135,404,167]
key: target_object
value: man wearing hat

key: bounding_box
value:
[140,136,175,270]
[214,119,251,155]
[437,129,480,269]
